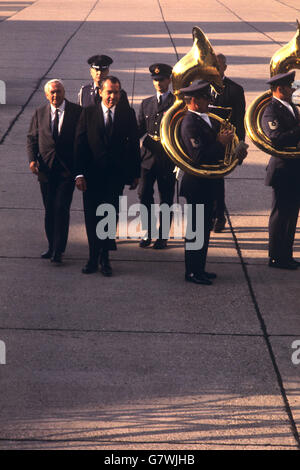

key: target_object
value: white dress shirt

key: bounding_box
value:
[101,102,116,124]
[188,109,212,127]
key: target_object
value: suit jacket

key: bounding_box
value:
[212,76,246,141]
[74,103,141,186]
[261,97,300,189]
[179,110,224,202]
[138,92,175,171]
[27,99,82,177]
[78,83,130,109]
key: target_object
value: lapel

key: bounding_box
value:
[272,97,297,124]
[157,92,174,113]
[41,103,54,142]
[59,99,70,137]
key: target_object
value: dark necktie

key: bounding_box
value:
[106,109,113,138]
[95,87,101,104]
[158,95,163,107]
[52,108,59,141]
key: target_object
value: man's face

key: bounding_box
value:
[100,79,121,108]
[45,82,65,108]
[189,94,211,113]
[153,77,171,94]
[90,67,109,86]
[278,84,295,103]
[217,55,227,78]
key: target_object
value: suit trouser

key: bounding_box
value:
[269,186,300,261]
[184,197,215,276]
[40,173,74,255]
[138,164,176,239]
[83,180,124,263]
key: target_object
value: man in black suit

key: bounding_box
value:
[78,54,130,109]
[75,76,140,276]
[137,63,176,249]
[27,79,82,264]
[179,80,246,285]
[211,53,246,232]
[261,70,300,270]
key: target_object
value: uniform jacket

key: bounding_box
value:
[27,99,82,176]
[212,76,246,141]
[74,103,141,186]
[179,110,225,202]
[138,92,175,171]
[78,83,130,109]
[261,97,300,189]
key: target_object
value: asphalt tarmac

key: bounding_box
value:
[0,0,299,451]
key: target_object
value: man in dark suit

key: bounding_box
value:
[75,76,140,276]
[179,80,246,285]
[27,79,82,264]
[78,54,130,109]
[211,53,246,232]
[137,63,176,249]
[261,70,300,270]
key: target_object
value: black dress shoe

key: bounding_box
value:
[204,271,217,279]
[51,253,62,264]
[139,238,152,248]
[185,273,213,285]
[82,262,98,274]
[41,250,52,259]
[268,258,298,270]
[290,258,300,267]
[214,218,226,233]
[153,239,168,249]
[100,251,112,277]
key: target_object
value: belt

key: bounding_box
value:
[147,133,160,142]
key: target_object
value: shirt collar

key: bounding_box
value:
[50,100,65,114]
[101,102,116,116]
[157,91,170,102]
[188,109,212,127]
[273,96,295,114]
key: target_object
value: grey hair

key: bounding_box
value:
[44,79,65,93]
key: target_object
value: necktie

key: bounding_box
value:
[106,109,113,138]
[158,95,163,106]
[52,108,59,141]
[95,87,101,104]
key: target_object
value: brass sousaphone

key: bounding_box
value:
[245,21,300,158]
[160,27,241,178]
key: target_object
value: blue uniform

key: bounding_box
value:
[179,110,224,276]
[261,97,300,262]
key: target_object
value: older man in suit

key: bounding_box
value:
[262,70,300,270]
[75,76,140,276]
[27,79,82,264]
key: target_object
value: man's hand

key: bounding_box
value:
[234,141,249,165]
[129,178,139,190]
[29,161,38,175]
[75,176,87,192]
[217,129,234,147]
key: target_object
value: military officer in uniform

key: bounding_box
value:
[78,54,130,109]
[137,63,176,249]
[211,53,246,232]
[261,70,300,270]
[179,80,247,285]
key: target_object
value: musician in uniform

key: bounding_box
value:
[261,70,300,269]
[211,53,246,232]
[78,54,130,109]
[179,80,246,285]
[137,63,176,249]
